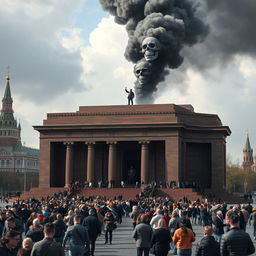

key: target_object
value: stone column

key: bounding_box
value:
[86,142,95,187]
[107,141,117,188]
[64,142,73,187]
[140,141,150,186]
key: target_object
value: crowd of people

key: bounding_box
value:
[0,191,256,256]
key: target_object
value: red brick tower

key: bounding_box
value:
[242,134,253,171]
[0,74,20,147]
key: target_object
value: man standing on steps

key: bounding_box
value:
[83,209,101,256]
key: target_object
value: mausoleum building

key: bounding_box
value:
[34,104,230,192]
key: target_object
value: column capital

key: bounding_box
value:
[106,141,117,145]
[139,141,150,145]
[85,141,96,145]
[63,142,74,146]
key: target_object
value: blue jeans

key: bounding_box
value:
[137,247,150,256]
[177,249,192,256]
[69,244,84,256]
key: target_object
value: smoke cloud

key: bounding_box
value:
[183,0,256,72]
[99,0,208,103]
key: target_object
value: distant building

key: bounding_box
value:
[242,134,256,171]
[0,75,39,193]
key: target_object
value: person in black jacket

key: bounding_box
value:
[82,209,101,256]
[212,211,225,243]
[151,218,172,256]
[195,226,220,256]
[53,214,66,245]
[25,219,44,243]
[0,230,21,256]
[220,214,255,256]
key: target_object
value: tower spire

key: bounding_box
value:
[243,133,253,153]
[242,133,253,171]
[0,70,16,127]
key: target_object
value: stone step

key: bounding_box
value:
[155,188,203,201]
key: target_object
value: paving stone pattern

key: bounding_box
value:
[93,217,256,256]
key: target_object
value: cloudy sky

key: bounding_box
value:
[0,0,255,164]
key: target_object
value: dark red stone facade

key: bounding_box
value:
[34,104,231,192]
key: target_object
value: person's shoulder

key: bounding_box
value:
[33,238,45,248]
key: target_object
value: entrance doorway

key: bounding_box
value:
[121,142,141,186]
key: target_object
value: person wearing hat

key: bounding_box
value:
[249,207,256,240]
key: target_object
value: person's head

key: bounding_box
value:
[229,214,240,228]
[56,213,63,221]
[156,209,162,215]
[163,210,169,216]
[7,217,16,229]
[22,237,33,250]
[43,222,55,238]
[132,206,138,212]
[4,230,20,248]
[105,210,112,216]
[203,226,213,236]
[29,212,37,220]
[139,214,148,223]
[32,218,40,227]
[74,208,80,215]
[6,210,15,218]
[68,209,74,216]
[156,218,167,229]
[216,210,223,218]
[89,209,95,216]
[130,89,132,92]
[172,211,179,218]
[17,248,31,256]
[74,215,80,224]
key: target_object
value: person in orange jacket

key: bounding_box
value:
[172,219,195,256]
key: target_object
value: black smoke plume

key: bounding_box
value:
[99,0,208,103]
[177,0,256,74]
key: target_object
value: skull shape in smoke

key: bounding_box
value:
[141,37,161,62]
[134,60,153,86]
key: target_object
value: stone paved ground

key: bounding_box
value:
[94,216,256,256]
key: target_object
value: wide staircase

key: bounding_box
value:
[78,188,141,200]
[204,188,246,204]
[155,188,203,202]
[9,187,67,202]
[9,187,245,204]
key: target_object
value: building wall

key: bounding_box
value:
[36,104,230,191]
